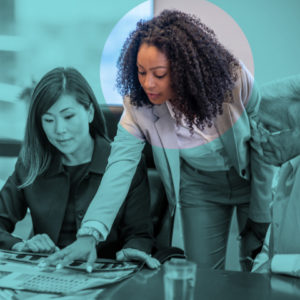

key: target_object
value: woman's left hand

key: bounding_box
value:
[38,236,97,273]
[116,248,160,269]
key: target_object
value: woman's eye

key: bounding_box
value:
[43,119,53,123]
[64,114,74,120]
[155,74,166,79]
[138,71,146,76]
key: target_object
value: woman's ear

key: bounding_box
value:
[88,104,95,123]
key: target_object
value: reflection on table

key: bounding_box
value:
[2,263,300,299]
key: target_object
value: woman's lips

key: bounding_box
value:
[56,138,73,145]
[147,93,160,101]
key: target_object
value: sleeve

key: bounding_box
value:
[118,157,154,253]
[0,160,28,249]
[252,225,271,273]
[82,98,146,238]
[242,67,276,223]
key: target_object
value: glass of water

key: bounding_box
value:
[163,258,197,300]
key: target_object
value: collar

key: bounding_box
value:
[152,102,171,119]
[165,100,177,120]
[45,135,111,177]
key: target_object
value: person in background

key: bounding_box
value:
[0,67,159,270]
[250,74,300,273]
[45,10,275,272]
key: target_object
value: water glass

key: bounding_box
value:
[163,258,197,300]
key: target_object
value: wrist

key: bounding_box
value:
[76,227,102,245]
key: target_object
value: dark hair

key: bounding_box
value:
[19,67,109,187]
[117,9,240,131]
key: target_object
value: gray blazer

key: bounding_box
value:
[83,64,275,235]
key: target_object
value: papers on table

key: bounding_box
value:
[0,250,142,294]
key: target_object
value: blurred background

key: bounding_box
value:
[0,0,152,138]
[0,0,152,179]
[1,0,299,142]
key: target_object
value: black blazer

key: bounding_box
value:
[0,135,153,258]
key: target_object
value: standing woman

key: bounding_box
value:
[47,10,274,271]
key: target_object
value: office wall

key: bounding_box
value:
[154,0,300,84]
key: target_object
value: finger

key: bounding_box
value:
[33,236,53,253]
[144,256,161,269]
[26,240,40,253]
[121,248,160,269]
[40,248,71,267]
[41,234,57,252]
[56,256,74,270]
[121,248,148,261]
[86,248,97,273]
[116,250,126,261]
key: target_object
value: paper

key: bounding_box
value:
[0,250,142,294]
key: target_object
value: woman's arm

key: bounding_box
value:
[81,123,146,238]
[0,160,28,249]
[118,157,153,253]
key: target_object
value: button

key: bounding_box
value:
[241,169,246,176]
[78,211,84,219]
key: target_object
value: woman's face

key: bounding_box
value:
[41,93,94,162]
[137,43,173,105]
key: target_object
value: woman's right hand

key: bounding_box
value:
[12,234,59,253]
[39,236,97,273]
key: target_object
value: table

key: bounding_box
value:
[2,267,300,299]
[99,268,300,300]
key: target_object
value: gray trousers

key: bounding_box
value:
[179,160,250,270]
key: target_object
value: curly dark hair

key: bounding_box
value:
[116,9,240,131]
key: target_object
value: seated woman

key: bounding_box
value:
[0,67,159,269]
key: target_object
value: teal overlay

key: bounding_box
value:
[209,0,300,84]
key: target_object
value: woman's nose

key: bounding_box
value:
[144,74,155,89]
[55,119,66,134]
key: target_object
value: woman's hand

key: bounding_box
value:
[38,236,97,273]
[12,234,58,253]
[116,248,160,269]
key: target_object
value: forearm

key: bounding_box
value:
[0,229,23,250]
[82,124,145,237]
[0,171,27,250]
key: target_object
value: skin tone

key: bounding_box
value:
[41,93,95,166]
[137,43,174,105]
[12,94,95,254]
